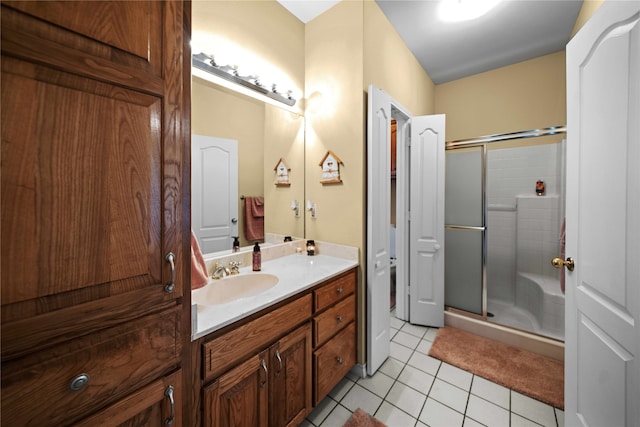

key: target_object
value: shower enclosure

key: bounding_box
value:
[444,127,566,341]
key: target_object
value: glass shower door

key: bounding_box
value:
[444,147,485,315]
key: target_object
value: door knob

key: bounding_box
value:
[231,217,238,224]
[552,257,574,272]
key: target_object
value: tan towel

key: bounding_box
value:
[244,196,264,241]
[191,231,209,290]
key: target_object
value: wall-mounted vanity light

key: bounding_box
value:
[192,53,296,106]
[306,200,317,218]
[291,200,300,217]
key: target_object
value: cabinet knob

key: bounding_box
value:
[336,287,344,294]
[336,357,344,365]
[69,373,90,391]
[336,315,344,323]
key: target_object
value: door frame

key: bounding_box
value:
[392,104,411,321]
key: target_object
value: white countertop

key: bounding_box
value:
[192,253,358,340]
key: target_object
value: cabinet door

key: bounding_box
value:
[1,1,184,358]
[204,350,269,427]
[74,370,182,427]
[269,323,312,427]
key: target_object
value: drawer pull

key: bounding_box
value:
[164,385,175,426]
[69,373,90,391]
[260,359,268,388]
[336,357,344,365]
[165,252,175,293]
[275,350,282,377]
[337,287,344,294]
[336,315,344,323]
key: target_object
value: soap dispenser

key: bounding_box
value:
[252,242,261,271]
[232,236,240,252]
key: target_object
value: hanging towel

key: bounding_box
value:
[244,196,264,242]
[191,230,209,290]
[560,218,566,294]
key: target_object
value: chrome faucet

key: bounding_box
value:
[229,261,241,275]
[212,262,230,279]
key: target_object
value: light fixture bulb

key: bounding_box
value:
[439,0,501,22]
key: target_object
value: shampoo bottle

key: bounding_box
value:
[252,242,261,271]
[232,236,240,252]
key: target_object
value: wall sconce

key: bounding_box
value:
[291,200,300,217]
[306,200,317,218]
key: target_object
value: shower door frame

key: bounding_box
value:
[445,125,567,324]
[444,144,488,319]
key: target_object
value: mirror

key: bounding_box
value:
[191,1,306,256]
[192,75,305,255]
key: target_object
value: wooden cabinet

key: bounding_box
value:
[203,323,312,427]
[204,350,269,427]
[193,268,357,426]
[1,1,190,425]
[268,324,313,427]
[312,269,357,405]
[75,370,183,427]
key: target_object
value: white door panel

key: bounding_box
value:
[566,2,639,425]
[409,115,445,327]
[192,135,238,254]
[367,85,391,375]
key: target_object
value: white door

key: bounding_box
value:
[565,2,639,426]
[367,85,391,375]
[192,135,239,254]
[408,115,445,327]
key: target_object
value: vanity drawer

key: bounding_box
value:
[313,321,356,404]
[313,269,356,312]
[0,306,181,426]
[203,293,312,381]
[313,293,356,347]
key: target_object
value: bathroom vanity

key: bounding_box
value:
[189,254,358,426]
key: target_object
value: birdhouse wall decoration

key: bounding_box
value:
[319,150,343,184]
[274,158,291,186]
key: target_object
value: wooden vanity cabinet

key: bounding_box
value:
[1,1,190,425]
[312,269,357,405]
[204,324,312,427]
[195,267,357,427]
[201,295,313,427]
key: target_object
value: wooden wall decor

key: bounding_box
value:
[274,157,291,186]
[319,150,343,184]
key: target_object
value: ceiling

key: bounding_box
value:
[278,0,583,84]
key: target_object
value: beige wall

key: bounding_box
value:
[305,1,364,248]
[364,0,435,116]
[304,0,436,364]
[192,0,305,115]
[434,0,606,143]
[263,105,305,239]
[305,0,367,363]
[435,51,567,141]
[571,0,606,37]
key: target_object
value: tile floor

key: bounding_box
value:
[302,312,564,427]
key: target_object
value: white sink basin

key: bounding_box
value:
[192,273,279,306]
